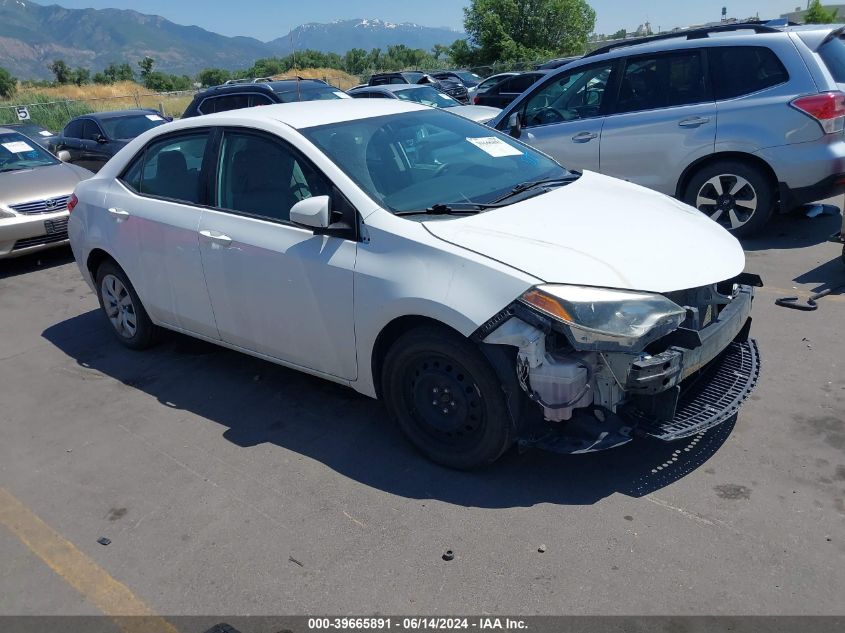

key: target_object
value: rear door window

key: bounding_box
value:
[127,132,210,204]
[199,94,250,114]
[818,36,845,83]
[709,46,789,99]
[500,74,539,94]
[63,119,83,138]
[615,51,709,114]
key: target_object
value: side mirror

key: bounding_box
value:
[57,150,71,162]
[290,195,330,230]
[508,112,522,139]
[95,134,107,144]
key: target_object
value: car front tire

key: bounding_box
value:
[95,260,157,350]
[684,160,774,238]
[381,325,514,469]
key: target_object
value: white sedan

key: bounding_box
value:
[68,100,760,468]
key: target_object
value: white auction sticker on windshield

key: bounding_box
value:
[146,114,164,121]
[2,141,34,153]
[466,136,523,157]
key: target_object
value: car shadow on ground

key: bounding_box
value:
[793,256,845,295]
[742,205,842,252]
[0,246,74,280]
[43,310,737,509]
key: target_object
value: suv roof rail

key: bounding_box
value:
[584,21,784,58]
[222,77,274,85]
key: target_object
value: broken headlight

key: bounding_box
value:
[519,285,686,352]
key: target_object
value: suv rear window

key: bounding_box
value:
[710,46,789,99]
[818,36,845,83]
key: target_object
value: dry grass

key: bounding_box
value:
[270,68,360,90]
[16,80,149,101]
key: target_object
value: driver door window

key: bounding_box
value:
[216,131,330,223]
[522,62,614,128]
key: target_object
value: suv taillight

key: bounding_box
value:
[473,95,480,105]
[67,193,78,213]
[791,92,845,133]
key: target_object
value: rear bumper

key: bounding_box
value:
[779,173,845,210]
[755,137,845,209]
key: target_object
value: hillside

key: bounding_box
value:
[268,19,462,56]
[0,0,464,80]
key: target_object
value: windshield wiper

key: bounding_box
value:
[491,174,581,204]
[394,202,499,217]
[0,166,30,173]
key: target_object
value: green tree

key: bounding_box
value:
[611,28,626,39]
[462,0,596,64]
[198,67,231,87]
[92,72,109,85]
[138,56,155,78]
[49,59,72,84]
[0,66,16,99]
[343,48,369,74]
[805,0,839,23]
[72,67,90,86]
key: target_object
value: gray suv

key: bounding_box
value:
[493,22,845,236]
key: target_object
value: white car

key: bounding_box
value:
[68,100,760,469]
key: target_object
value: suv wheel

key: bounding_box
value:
[684,160,773,238]
[95,261,157,350]
[381,326,513,469]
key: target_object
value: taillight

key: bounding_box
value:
[791,92,845,133]
[67,193,78,213]
[473,95,480,105]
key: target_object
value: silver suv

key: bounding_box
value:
[492,22,845,236]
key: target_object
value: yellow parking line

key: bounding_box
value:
[0,487,178,633]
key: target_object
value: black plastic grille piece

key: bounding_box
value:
[622,339,760,441]
[13,218,69,250]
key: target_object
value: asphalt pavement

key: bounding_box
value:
[0,205,843,617]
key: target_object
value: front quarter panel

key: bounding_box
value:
[353,211,540,397]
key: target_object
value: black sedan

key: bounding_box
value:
[1,122,59,150]
[52,109,169,173]
[472,71,547,109]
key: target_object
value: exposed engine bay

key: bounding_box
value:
[477,277,761,454]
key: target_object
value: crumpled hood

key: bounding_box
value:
[0,162,91,207]
[422,171,746,293]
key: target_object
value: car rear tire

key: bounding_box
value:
[684,160,774,238]
[381,326,514,469]
[95,260,157,350]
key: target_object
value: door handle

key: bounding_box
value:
[571,131,598,143]
[199,229,233,247]
[107,207,130,221]
[678,116,711,128]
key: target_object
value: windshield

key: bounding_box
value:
[301,109,567,214]
[276,86,348,103]
[454,71,482,87]
[0,132,58,172]
[100,114,166,140]
[394,87,460,108]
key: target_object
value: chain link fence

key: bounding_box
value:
[0,90,196,133]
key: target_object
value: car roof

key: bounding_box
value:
[197,78,329,96]
[580,21,839,63]
[165,99,429,131]
[353,84,440,94]
[73,109,159,121]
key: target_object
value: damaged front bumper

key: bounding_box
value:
[478,282,761,454]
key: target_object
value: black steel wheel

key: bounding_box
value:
[381,326,513,469]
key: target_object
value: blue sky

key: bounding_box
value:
[48,0,796,41]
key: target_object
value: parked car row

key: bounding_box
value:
[5,21,845,267]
